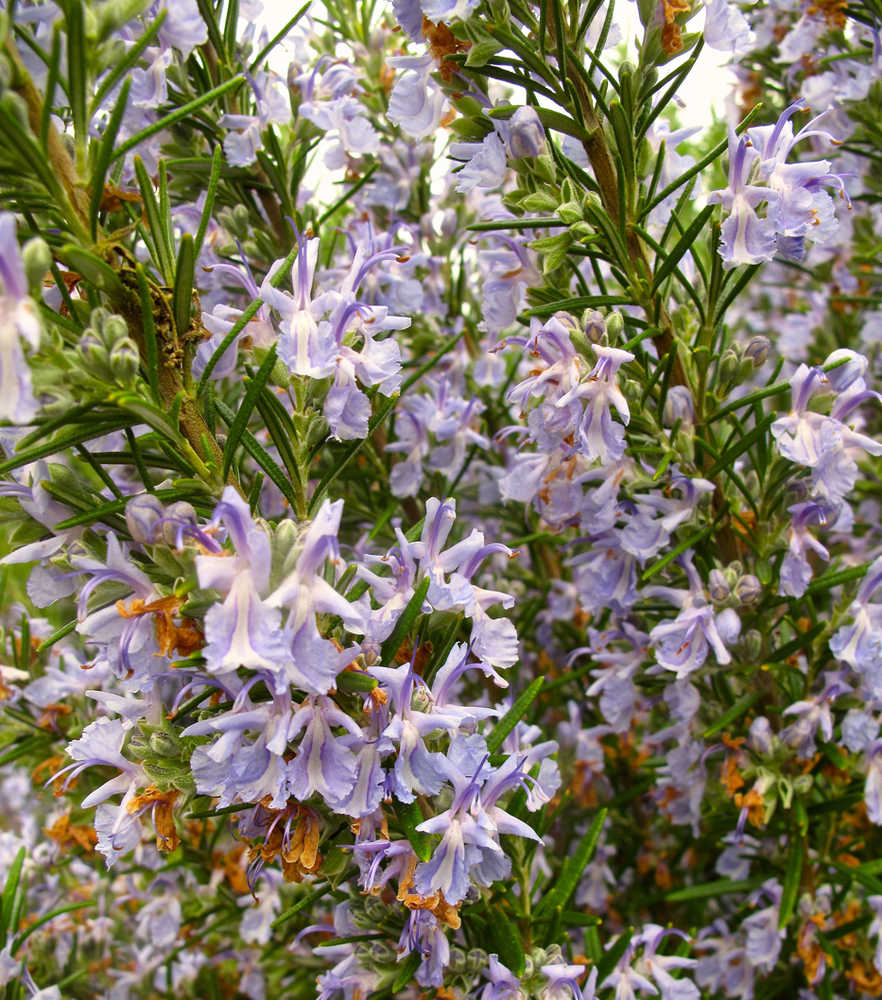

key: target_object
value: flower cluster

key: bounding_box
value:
[1,0,882,997]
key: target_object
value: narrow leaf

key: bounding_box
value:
[89,77,131,238]
[379,577,431,665]
[779,837,804,928]
[194,146,223,259]
[398,800,433,863]
[173,233,195,338]
[214,398,298,509]
[222,346,279,479]
[487,676,544,755]
[1,847,25,938]
[535,807,607,915]
[652,205,714,293]
[112,75,245,163]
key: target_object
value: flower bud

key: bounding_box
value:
[109,337,140,385]
[583,309,606,343]
[735,574,762,605]
[506,106,546,158]
[126,494,165,544]
[606,311,624,339]
[466,949,488,972]
[161,501,197,546]
[448,948,468,974]
[719,346,742,383]
[708,569,730,603]
[744,335,770,368]
[77,331,109,373]
[368,941,397,964]
[149,730,179,756]
[748,716,774,754]
[742,628,762,661]
[21,237,50,294]
[663,385,694,427]
[92,308,129,349]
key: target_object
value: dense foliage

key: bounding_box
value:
[1,0,882,996]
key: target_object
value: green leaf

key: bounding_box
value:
[112,75,246,164]
[214,397,298,509]
[663,877,766,902]
[271,880,331,929]
[13,901,93,954]
[56,245,124,297]
[491,910,525,976]
[486,676,544,755]
[465,37,505,66]
[596,929,632,983]
[652,205,714,293]
[64,0,87,148]
[640,525,714,583]
[392,950,422,993]
[173,233,195,338]
[520,294,631,319]
[317,162,380,227]
[535,807,607,916]
[134,156,174,282]
[397,800,433,863]
[1,847,25,938]
[194,146,223,260]
[705,412,776,478]
[89,77,131,238]
[779,837,804,928]
[379,577,430,665]
[222,346,279,480]
[0,418,134,475]
[135,263,160,400]
[702,691,760,739]
[766,623,826,664]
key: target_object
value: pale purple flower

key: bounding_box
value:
[703,0,756,57]
[196,488,290,678]
[450,132,508,193]
[222,72,292,167]
[0,213,41,423]
[779,501,831,597]
[708,130,777,266]
[387,56,448,140]
[287,696,362,809]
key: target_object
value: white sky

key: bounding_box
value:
[257,2,734,131]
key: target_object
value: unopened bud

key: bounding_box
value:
[161,501,197,546]
[736,574,762,605]
[719,346,742,383]
[663,385,694,427]
[606,311,624,339]
[748,716,774,754]
[466,949,488,972]
[742,628,763,661]
[149,730,178,756]
[708,569,730,603]
[448,948,468,974]
[109,337,140,384]
[583,309,606,343]
[744,335,770,368]
[506,106,546,159]
[126,494,165,544]
[21,237,50,294]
